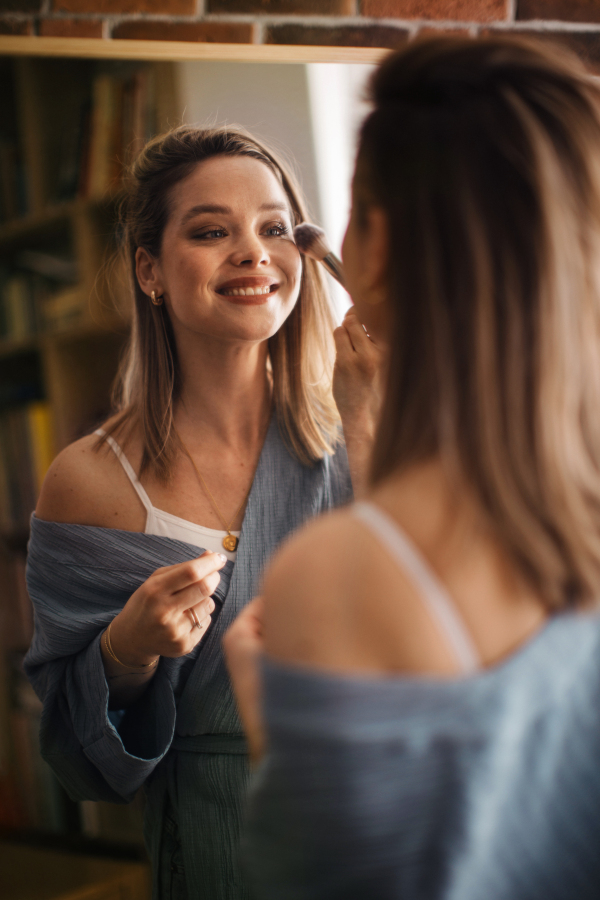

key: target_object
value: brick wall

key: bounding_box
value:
[2,1,600,72]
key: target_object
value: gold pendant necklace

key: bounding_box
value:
[175,428,251,553]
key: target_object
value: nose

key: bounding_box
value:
[230,231,270,267]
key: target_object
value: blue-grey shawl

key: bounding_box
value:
[245,618,600,900]
[24,416,352,899]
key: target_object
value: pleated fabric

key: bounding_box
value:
[245,612,600,900]
[24,416,352,899]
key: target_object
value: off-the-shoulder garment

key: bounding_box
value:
[243,503,600,899]
[24,417,352,899]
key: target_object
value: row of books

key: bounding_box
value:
[0,546,65,833]
[8,652,70,833]
[0,272,44,340]
[1,65,158,220]
[0,254,82,341]
[0,557,146,840]
[59,67,159,203]
[84,68,158,199]
[0,400,54,531]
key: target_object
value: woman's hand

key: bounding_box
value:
[109,551,227,666]
[223,596,266,763]
[333,306,386,497]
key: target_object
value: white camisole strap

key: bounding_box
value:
[94,428,153,514]
[353,500,480,675]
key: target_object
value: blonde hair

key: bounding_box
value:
[102,126,340,478]
[360,35,600,609]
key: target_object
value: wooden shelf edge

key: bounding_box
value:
[0,35,388,66]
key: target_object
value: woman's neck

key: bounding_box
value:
[371,459,543,614]
[175,332,272,450]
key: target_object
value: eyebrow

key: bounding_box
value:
[181,201,290,225]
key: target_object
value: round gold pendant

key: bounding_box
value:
[222,534,238,553]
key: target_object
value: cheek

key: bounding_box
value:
[341,229,360,298]
[277,242,302,288]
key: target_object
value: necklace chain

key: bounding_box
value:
[174,427,251,552]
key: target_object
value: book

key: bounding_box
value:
[82,67,158,200]
[8,653,69,833]
[0,401,54,531]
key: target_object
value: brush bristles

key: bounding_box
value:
[293,223,332,261]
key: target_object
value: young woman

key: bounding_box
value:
[225,37,600,899]
[24,127,380,899]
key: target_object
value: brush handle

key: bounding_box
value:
[321,253,345,288]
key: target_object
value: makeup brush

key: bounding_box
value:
[293,223,345,288]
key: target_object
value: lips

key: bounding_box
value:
[216,277,279,297]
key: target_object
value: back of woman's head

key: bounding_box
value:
[359,36,600,609]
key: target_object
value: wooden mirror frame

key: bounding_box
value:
[0,34,387,65]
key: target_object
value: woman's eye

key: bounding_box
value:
[195,228,227,240]
[264,223,289,237]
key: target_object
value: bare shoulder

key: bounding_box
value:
[262,508,369,664]
[264,509,360,595]
[261,503,458,675]
[35,429,146,531]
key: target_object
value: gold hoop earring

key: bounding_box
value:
[150,290,163,306]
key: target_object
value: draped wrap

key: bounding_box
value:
[24,417,352,899]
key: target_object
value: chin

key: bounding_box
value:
[212,315,288,345]
[224,299,296,339]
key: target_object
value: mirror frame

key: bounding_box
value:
[0,35,387,65]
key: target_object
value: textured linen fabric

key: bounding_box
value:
[245,613,600,900]
[24,416,352,900]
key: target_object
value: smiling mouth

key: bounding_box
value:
[218,284,278,297]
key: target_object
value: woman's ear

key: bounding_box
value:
[135,247,163,298]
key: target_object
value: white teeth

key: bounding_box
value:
[221,285,272,297]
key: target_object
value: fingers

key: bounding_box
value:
[341,307,374,352]
[186,595,216,631]
[176,568,222,606]
[334,313,380,383]
[153,551,227,601]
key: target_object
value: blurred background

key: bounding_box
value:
[0,51,372,898]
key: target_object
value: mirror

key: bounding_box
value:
[0,43,377,446]
[0,37,377,856]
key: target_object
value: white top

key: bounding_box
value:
[96,429,240,561]
[353,501,480,674]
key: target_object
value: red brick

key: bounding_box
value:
[0,17,33,31]
[209,0,355,12]
[517,1,600,23]
[112,20,254,42]
[0,0,40,10]
[53,0,195,14]
[39,17,103,37]
[362,0,508,22]
[267,23,407,47]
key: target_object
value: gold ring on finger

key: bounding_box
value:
[188,608,201,629]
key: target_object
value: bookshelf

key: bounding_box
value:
[0,52,178,871]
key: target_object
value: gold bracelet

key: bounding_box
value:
[104,621,159,671]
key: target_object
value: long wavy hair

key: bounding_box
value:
[359,35,600,610]
[100,125,340,479]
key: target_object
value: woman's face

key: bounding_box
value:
[140,155,302,345]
